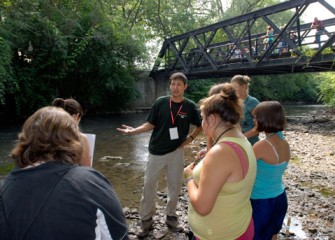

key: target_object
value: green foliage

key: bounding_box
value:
[185,73,320,105]
[0,0,144,119]
[317,73,335,107]
[0,162,14,175]
[0,37,15,105]
[185,78,226,103]
[0,0,332,122]
[251,73,319,103]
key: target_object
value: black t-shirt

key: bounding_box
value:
[0,162,128,240]
[146,96,201,155]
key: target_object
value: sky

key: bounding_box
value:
[301,0,335,22]
[300,0,335,46]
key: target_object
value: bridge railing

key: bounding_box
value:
[157,19,335,71]
[150,0,335,79]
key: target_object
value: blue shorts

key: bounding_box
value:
[251,191,288,240]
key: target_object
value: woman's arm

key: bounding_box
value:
[252,141,263,160]
[80,134,92,167]
[186,145,235,216]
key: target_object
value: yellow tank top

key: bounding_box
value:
[188,137,256,240]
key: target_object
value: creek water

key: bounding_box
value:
[0,104,327,204]
[0,113,152,208]
[0,104,329,238]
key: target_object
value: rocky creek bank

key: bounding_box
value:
[125,109,335,240]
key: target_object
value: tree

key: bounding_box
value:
[0,36,16,118]
[317,72,335,107]
[251,73,319,103]
[0,0,330,123]
[0,0,144,119]
[185,73,320,104]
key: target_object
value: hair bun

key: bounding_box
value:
[52,98,65,108]
[221,85,238,101]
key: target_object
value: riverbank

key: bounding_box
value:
[125,110,335,239]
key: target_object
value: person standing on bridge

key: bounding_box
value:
[263,26,274,50]
[311,17,325,48]
[231,75,260,145]
[117,72,202,238]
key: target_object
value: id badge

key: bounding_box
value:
[169,127,179,140]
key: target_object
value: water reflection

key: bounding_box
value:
[283,104,327,117]
[80,113,151,207]
[282,216,307,239]
[0,126,19,164]
[81,113,200,207]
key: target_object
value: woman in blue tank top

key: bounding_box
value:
[250,101,291,240]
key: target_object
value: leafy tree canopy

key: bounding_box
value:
[0,0,332,122]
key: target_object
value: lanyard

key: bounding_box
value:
[170,98,184,125]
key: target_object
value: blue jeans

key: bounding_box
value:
[315,30,325,48]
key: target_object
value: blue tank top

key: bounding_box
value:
[251,160,288,199]
[268,31,274,42]
[251,131,288,199]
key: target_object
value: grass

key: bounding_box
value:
[0,162,15,175]
[290,156,301,165]
[317,187,335,197]
[297,179,335,197]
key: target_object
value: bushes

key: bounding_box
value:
[0,0,144,120]
[184,73,320,104]
[318,73,335,107]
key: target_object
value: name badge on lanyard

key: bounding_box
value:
[169,127,179,140]
[169,98,183,140]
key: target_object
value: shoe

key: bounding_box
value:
[136,218,153,238]
[166,216,184,232]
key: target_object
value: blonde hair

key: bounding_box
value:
[230,75,251,87]
[230,75,251,94]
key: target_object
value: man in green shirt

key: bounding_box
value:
[117,72,202,237]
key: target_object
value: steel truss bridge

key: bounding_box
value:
[149,0,335,80]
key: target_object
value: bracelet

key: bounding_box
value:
[189,135,194,140]
[185,177,194,185]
